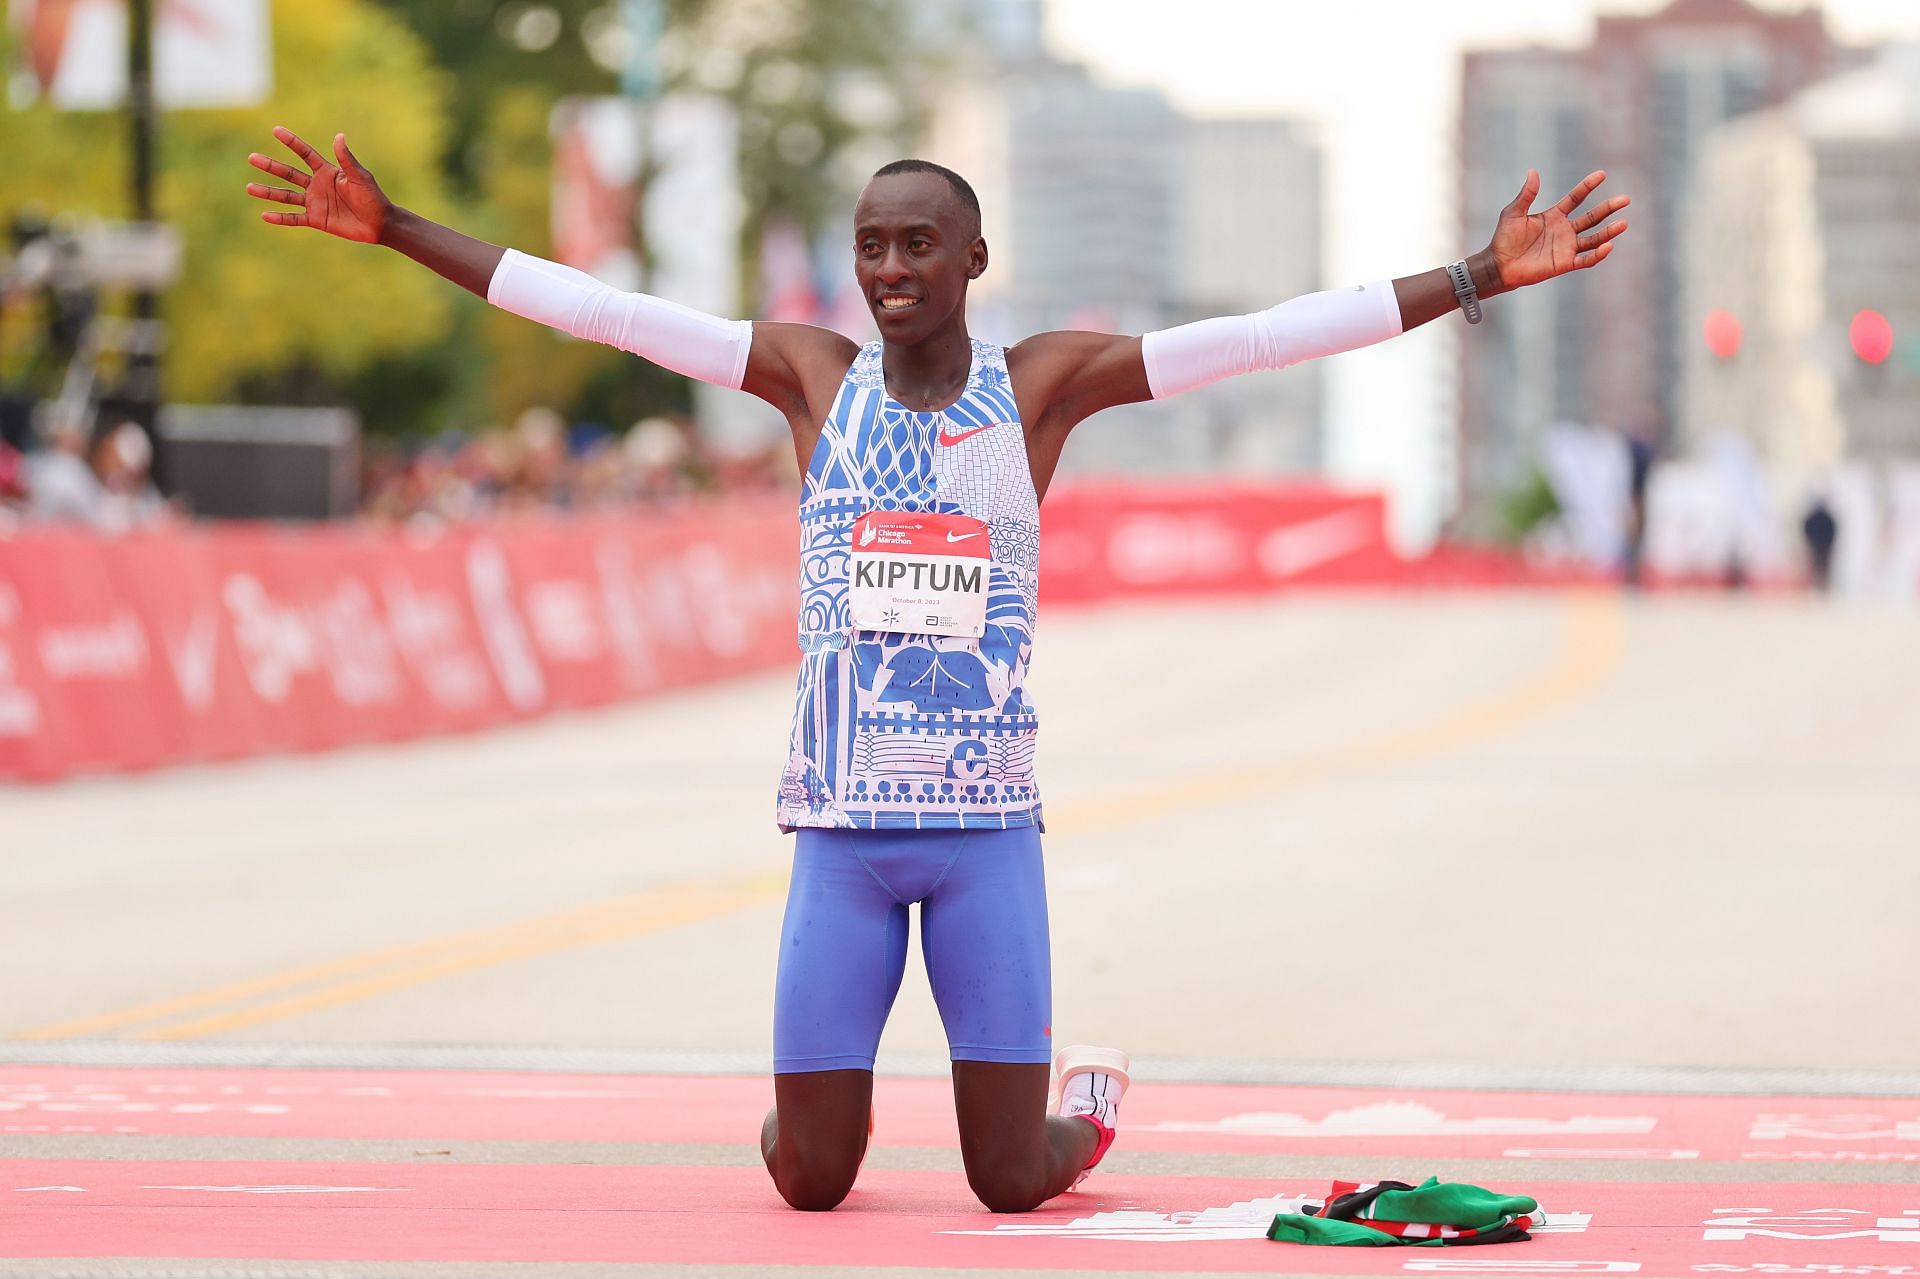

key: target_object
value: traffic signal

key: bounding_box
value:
[1703,309,1742,360]
[1849,309,1894,365]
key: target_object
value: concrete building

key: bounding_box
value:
[929,57,1325,474]
[927,61,1178,341]
[1457,0,1855,519]
[1169,116,1325,472]
[1457,46,1595,512]
[1683,45,1920,479]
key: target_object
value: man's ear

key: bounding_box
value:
[968,237,989,280]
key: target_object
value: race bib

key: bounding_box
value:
[848,510,991,637]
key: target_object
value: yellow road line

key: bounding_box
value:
[15,869,787,1042]
[16,591,1624,1043]
[138,871,788,1041]
[16,902,628,1041]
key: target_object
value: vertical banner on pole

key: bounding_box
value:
[6,0,271,110]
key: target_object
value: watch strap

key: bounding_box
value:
[1447,259,1484,325]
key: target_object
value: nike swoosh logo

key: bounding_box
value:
[946,530,984,543]
[937,422,1000,447]
[1256,509,1381,577]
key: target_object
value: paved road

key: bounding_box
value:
[5,591,1917,1073]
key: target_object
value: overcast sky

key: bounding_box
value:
[1043,0,1920,543]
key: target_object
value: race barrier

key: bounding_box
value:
[1,482,1454,782]
[1041,481,1404,603]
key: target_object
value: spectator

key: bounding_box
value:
[88,419,171,532]
[624,416,692,501]
[1802,493,1838,593]
[350,405,789,523]
[0,440,26,528]
[509,406,568,510]
[24,407,106,525]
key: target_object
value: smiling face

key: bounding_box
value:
[852,170,987,346]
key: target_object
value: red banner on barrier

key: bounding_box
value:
[1040,481,1401,603]
[105,530,265,765]
[0,485,1429,782]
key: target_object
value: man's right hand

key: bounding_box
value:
[246,126,391,244]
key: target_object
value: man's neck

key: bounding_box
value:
[881,317,972,412]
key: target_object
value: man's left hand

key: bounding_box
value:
[1488,169,1630,292]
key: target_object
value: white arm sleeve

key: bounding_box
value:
[1140,280,1403,400]
[485,249,753,391]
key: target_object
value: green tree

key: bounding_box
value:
[369,0,932,283]
[366,0,617,196]
[366,0,932,429]
[1496,467,1563,544]
[661,0,930,310]
[5,1,943,437]
[0,0,462,410]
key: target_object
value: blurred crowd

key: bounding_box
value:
[0,407,175,533]
[357,408,796,525]
[0,404,796,532]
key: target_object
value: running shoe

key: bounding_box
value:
[1049,1044,1129,1186]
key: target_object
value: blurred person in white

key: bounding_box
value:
[88,420,172,532]
[23,408,106,526]
[624,415,691,502]
[510,404,569,510]
[246,123,1628,1215]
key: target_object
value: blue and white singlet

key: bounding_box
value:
[777,340,1042,831]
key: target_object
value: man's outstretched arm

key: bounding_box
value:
[1011,168,1630,442]
[245,127,855,446]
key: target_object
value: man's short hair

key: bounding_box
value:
[871,159,981,233]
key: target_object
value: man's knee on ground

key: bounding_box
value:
[767,1127,866,1212]
[966,1165,1049,1214]
[773,1164,859,1212]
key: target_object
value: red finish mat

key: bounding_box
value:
[5,1066,1917,1165]
[7,1067,1918,1274]
[4,1159,1919,1274]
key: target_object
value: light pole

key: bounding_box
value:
[125,0,167,493]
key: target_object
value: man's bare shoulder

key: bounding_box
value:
[1006,330,1149,429]
[743,321,862,422]
[1006,329,1131,366]
[753,321,862,374]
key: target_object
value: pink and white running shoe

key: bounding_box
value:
[1048,1045,1130,1187]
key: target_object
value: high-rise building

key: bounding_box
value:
[1683,45,1920,480]
[1456,0,1855,517]
[929,59,1324,472]
[1171,117,1325,471]
[1457,46,1594,511]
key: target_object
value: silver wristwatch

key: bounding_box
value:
[1447,259,1483,325]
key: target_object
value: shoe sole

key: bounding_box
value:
[1048,1044,1131,1114]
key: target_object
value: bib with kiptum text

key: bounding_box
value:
[848,511,991,638]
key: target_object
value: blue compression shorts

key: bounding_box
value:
[773,826,1053,1074]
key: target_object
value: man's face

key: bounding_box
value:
[852,172,986,344]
